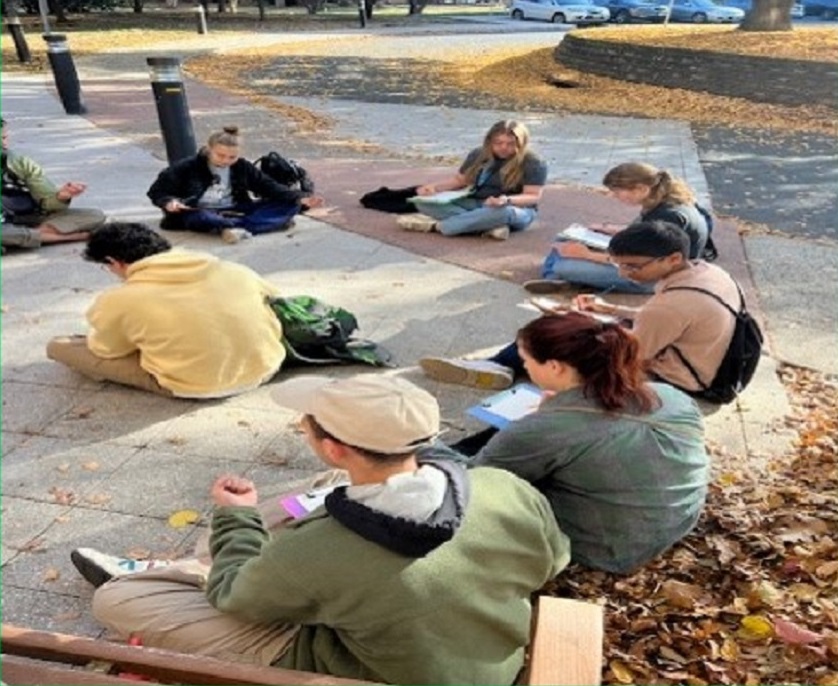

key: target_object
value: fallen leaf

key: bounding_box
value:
[609,659,635,684]
[815,560,838,578]
[773,617,822,645]
[81,461,101,471]
[720,637,740,661]
[53,610,81,622]
[69,406,95,419]
[660,579,705,610]
[56,463,71,474]
[125,547,151,560]
[659,645,689,664]
[48,486,76,505]
[166,436,188,446]
[747,580,784,609]
[737,615,774,641]
[167,509,201,528]
[43,568,60,582]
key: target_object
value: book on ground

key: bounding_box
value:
[517,298,619,324]
[409,188,472,205]
[558,223,612,251]
[467,383,543,430]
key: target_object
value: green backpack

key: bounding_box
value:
[269,295,392,368]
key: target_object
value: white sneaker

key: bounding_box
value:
[71,547,171,588]
[220,228,253,244]
[397,214,437,233]
[485,226,510,241]
[420,357,514,390]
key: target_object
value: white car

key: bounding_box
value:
[668,0,745,21]
[510,0,611,24]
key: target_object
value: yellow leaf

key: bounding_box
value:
[720,637,740,662]
[43,567,60,582]
[168,509,201,529]
[737,615,774,641]
[610,660,635,684]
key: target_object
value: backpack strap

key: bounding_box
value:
[660,280,746,392]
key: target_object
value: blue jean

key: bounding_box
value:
[181,201,299,236]
[411,198,536,237]
[541,247,654,295]
[489,342,526,378]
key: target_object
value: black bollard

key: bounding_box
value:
[43,33,86,114]
[194,4,208,34]
[5,16,32,63]
[147,57,197,165]
[357,0,366,27]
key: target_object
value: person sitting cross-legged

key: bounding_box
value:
[70,374,570,685]
[422,312,710,574]
[421,220,744,402]
[147,125,324,244]
[1,117,106,251]
[46,222,286,398]
[398,119,548,241]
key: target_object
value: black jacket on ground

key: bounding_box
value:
[147,152,302,230]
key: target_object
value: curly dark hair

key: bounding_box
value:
[83,223,172,264]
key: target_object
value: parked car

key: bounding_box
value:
[803,0,838,18]
[719,0,805,17]
[510,0,611,23]
[593,0,669,22]
[668,0,744,21]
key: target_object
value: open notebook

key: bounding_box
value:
[558,223,612,251]
[467,383,543,430]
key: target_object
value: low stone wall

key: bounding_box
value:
[555,33,837,108]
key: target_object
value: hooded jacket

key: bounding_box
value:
[207,461,570,685]
[86,250,285,398]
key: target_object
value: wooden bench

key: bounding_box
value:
[1,596,603,686]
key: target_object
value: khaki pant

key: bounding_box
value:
[46,335,174,397]
[22,207,106,234]
[92,470,349,664]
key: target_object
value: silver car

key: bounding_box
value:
[668,0,745,21]
[510,0,611,23]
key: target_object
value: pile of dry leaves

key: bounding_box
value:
[548,364,838,685]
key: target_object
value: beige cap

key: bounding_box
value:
[272,374,440,454]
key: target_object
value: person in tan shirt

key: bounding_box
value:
[576,220,740,393]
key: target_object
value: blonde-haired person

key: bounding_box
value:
[148,126,324,244]
[534,162,709,294]
[398,120,548,241]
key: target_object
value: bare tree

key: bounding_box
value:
[739,0,793,30]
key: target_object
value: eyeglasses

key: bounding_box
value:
[609,256,662,273]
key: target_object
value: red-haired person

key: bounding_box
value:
[428,311,709,574]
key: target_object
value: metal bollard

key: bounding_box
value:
[194,4,207,34]
[357,0,366,27]
[5,15,32,63]
[147,57,197,165]
[42,33,86,115]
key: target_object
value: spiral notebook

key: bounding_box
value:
[467,383,543,429]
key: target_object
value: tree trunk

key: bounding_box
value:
[217,0,227,13]
[364,0,373,18]
[50,0,69,23]
[739,0,793,30]
[133,0,144,13]
[256,0,265,21]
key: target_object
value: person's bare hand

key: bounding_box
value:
[574,294,611,314]
[556,242,594,260]
[164,199,190,213]
[483,195,506,208]
[57,182,86,201]
[301,195,325,210]
[211,475,258,508]
[416,184,437,197]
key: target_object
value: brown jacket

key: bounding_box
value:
[630,262,740,391]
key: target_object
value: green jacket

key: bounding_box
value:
[5,152,68,214]
[207,465,569,685]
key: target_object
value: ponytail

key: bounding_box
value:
[518,313,658,413]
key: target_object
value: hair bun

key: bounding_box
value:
[223,126,240,135]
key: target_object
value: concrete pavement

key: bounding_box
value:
[1,20,832,636]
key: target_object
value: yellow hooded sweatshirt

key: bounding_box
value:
[86,250,285,398]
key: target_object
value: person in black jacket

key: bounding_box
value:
[531,162,710,295]
[147,126,324,244]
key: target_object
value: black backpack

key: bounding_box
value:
[665,282,763,405]
[360,185,420,214]
[255,152,315,195]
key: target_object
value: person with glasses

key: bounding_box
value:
[396,120,547,241]
[419,220,743,402]
[147,126,324,244]
[46,222,287,398]
[526,162,710,294]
